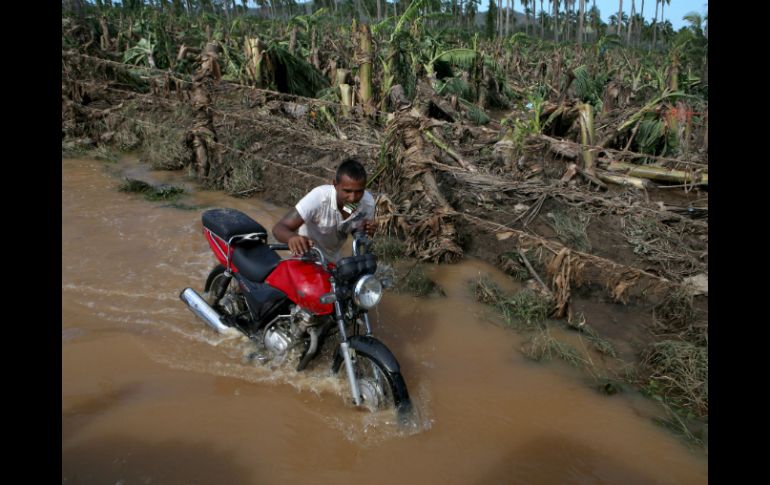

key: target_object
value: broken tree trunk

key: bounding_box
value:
[577,103,597,176]
[387,84,411,111]
[99,16,111,51]
[577,103,607,190]
[358,23,373,111]
[288,25,298,55]
[186,42,222,183]
[310,25,321,70]
[460,211,681,308]
[327,59,338,88]
[607,161,708,185]
[597,171,653,189]
[244,37,264,87]
[339,83,353,116]
[336,68,349,87]
[378,110,464,263]
[423,128,478,172]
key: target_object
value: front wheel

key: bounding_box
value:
[334,346,412,417]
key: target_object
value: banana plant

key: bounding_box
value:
[379,0,427,104]
[218,41,247,81]
[124,36,158,68]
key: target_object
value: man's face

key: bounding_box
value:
[334,174,366,208]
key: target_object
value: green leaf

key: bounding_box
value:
[267,44,329,98]
[432,48,477,70]
[459,98,490,125]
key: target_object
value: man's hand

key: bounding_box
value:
[362,219,376,237]
[274,208,312,255]
[288,235,314,256]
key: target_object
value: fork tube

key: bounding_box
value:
[361,312,372,335]
[332,281,361,406]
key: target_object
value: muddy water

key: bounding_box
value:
[62,157,707,484]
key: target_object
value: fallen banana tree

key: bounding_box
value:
[537,134,708,187]
[606,161,708,185]
[375,109,464,263]
[373,109,697,318]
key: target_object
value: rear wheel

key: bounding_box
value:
[204,264,227,306]
[204,265,247,331]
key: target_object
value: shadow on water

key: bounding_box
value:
[62,435,256,484]
[63,383,143,440]
[476,434,658,484]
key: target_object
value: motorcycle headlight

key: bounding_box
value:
[353,274,383,309]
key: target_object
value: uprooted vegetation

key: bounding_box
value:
[119,178,186,201]
[62,1,707,448]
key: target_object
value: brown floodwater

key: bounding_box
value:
[62,157,707,484]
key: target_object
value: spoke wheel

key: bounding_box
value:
[351,352,395,411]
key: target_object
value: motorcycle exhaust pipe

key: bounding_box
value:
[179,288,231,334]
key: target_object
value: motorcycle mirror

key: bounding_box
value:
[319,292,337,304]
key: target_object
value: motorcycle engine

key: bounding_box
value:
[263,306,316,357]
[264,317,293,356]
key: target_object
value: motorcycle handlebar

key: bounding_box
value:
[301,246,328,267]
[269,243,326,266]
[352,231,371,256]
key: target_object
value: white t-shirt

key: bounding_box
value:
[295,185,375,262]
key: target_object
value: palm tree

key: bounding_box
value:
[505,0,511,36]
[638,0,645,44]
[683,11,704,36]
[565,0,574,42]
[652,0,659,49]
[588,3,600,41]
[553,0,559,42]
[617,0,623,35]
[626,0,635,45]
[521,0,530,35]
[577,0,585,49]
[659,0,672,46]
[540,0,545,38]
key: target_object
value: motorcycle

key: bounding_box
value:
[180,208,412,418]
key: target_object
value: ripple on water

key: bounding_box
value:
[142,326,434,444]
[62,327,88,342]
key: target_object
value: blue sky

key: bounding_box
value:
[236,1,707,31]
[583,1,707,31]
[479,1,707,31]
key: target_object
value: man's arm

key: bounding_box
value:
[272,208,314,255]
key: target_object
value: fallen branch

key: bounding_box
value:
[537,133,708,167]
[319,105,348,140]
[519,251,552,296]
[607,161,707,185]
[423,129,478,171]
[460,212,679,305]
[597,171,653,189]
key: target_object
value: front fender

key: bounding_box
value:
[332,335,412,418]
[332,335,401,374]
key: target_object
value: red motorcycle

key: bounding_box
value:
[180,208,412,417]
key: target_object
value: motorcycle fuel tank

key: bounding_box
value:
[265,260,334,315]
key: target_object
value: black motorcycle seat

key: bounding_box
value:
[202,208,268,242]
[232,242,281,282]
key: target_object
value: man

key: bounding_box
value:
[272,158,376,262]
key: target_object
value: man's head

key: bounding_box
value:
[333,158,367,209]
[335,158,367,184]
